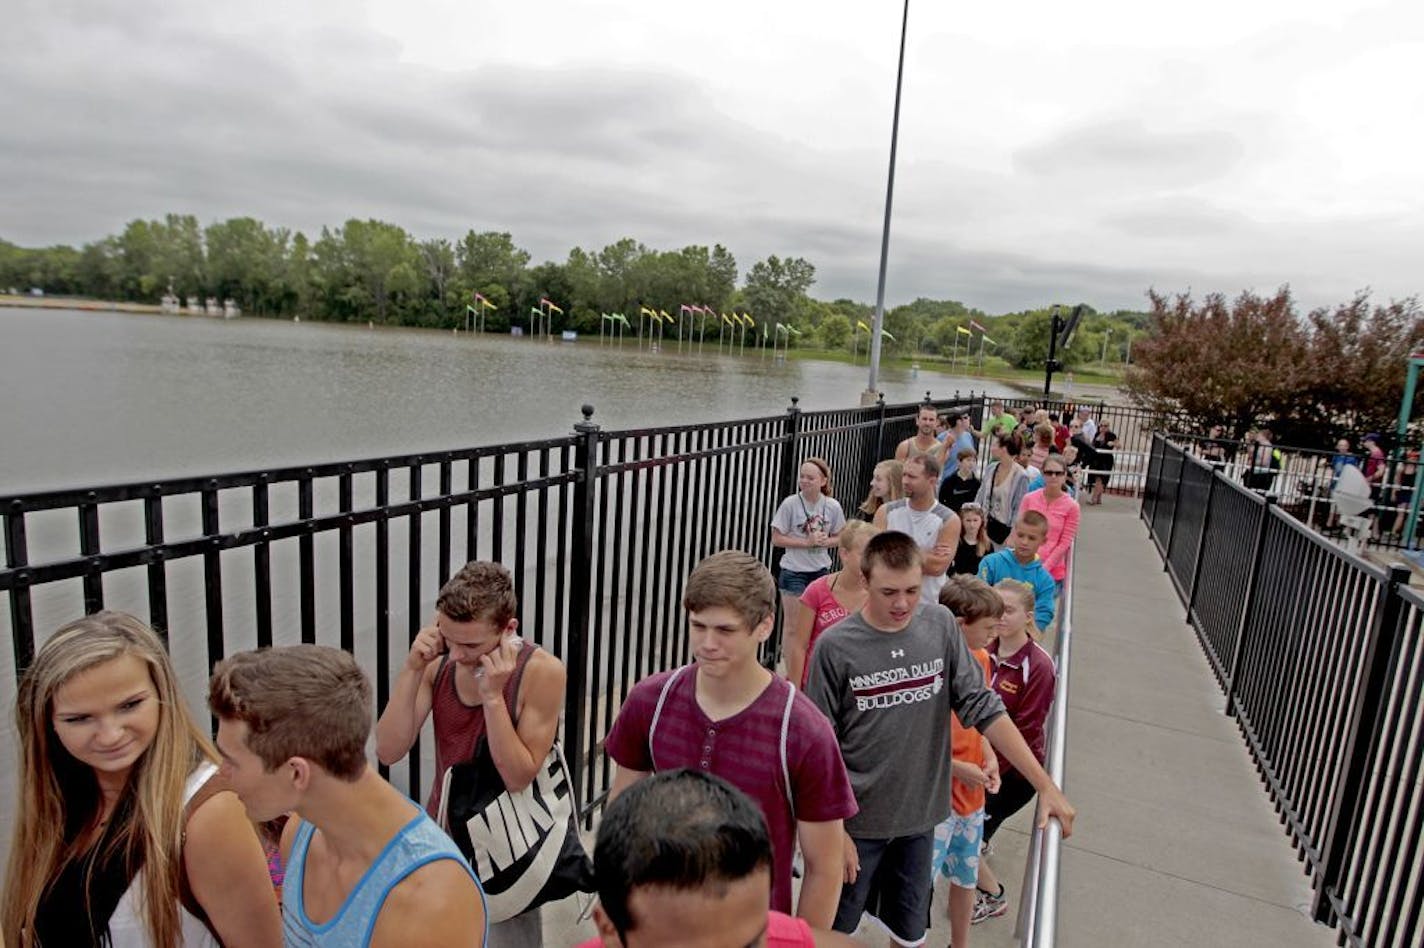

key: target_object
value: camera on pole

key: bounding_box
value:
[1044,304,1084,398]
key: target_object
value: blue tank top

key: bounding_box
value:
[282,807,486,947]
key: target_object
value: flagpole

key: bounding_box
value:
[864,0,909,406]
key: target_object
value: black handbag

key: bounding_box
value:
[986,515,1012,546]
[436,682,594,922]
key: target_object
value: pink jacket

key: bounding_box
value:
[1020,489,1079,581]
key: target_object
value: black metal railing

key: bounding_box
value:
[0,392,982,818]
[1170,432,1424,552]
[1141,433,1423,948]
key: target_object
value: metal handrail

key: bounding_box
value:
[1015,542,1074,947]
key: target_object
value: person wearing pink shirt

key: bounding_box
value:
[1018,454,1079,584]
[786,519,878,689]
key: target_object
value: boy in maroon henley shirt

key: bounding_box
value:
[604,551,857,929]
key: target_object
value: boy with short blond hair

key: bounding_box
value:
[603,550,857,929]
[978,510,1057,629]
[936,575,1004,947]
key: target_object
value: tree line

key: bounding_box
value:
[0,214,1148,367]
[1125,288,1424,447]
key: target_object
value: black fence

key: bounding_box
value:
[1142,434,1424,948]
[0,393,982,817]
[1170,432,1424,552]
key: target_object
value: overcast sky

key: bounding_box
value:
[3,0,1421,313]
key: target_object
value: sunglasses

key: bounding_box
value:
[1043,470,1067,476]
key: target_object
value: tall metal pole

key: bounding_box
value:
[863,0,910,406]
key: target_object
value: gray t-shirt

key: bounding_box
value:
[805,603,1006,838]
[771,493,847,573]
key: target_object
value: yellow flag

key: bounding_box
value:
[957,325,972,336]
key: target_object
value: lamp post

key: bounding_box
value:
[863,0,910,407]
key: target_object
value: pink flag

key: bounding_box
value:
[970,319,987,333]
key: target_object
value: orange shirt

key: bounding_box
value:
[950,648,993,815]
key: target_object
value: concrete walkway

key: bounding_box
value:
[543,496,1339,946]
[1044,496,1335,948]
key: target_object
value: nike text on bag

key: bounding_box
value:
[437,741,595,923]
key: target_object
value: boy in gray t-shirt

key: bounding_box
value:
[805,531,1075,946]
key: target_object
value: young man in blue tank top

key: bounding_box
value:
[210,645,488,948]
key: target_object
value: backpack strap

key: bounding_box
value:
[647,664,692,772]
[778,681,797,823]
[178,765,229,934]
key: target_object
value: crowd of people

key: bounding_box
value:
[1197,426,1422,543]
[5,399,1093,948]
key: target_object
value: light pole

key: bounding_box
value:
[1101,328,1112,364]
[863,0,910,406]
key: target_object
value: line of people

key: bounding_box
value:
[6,402,1083,947]
[6,545,1074,948]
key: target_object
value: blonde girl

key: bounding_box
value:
[974,580,1057,922]
[3,612,282,948]
[857,459,904,521]
[785,519,879,688]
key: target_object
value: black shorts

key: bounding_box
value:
[834,830,934,946]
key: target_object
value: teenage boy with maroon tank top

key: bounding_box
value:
[375,561,566,948]
[603,550,858,929]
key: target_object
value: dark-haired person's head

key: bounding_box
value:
[859,531,924,631]
[591,769,773,947]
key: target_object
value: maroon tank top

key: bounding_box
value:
[426,641,537,817]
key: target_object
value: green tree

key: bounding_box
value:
[820,313,852,350]
[206,217,288,314]
[744,255,815,329]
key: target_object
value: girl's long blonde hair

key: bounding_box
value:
[859,460,904,517]
[994,578,1042,641]
[3,611,216,948]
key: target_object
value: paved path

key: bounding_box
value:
[1046,496,1335,948]
[543,496,1339,946]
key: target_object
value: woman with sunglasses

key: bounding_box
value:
[1018,454,1079,587]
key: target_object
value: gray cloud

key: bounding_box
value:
[1,0,1421,315]
[1013,119,1246,187]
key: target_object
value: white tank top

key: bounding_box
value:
[105,762,222,948]
[883,498,956,606]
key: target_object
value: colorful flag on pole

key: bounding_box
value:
[640,306,656,318]
[530,307,543,319]
[659,310,671,321]
[856,320,871,333]
[466,305,477,315]
[540,298,564,314]
[981,334,996,346]
[763,322,769,340]
[479,297,496,310]
[956,325,972,336]
[615,313,632,328]
[970,319,987,333]
[881,329,896,341]
[722,313,733,326]
[786,325,802,336]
